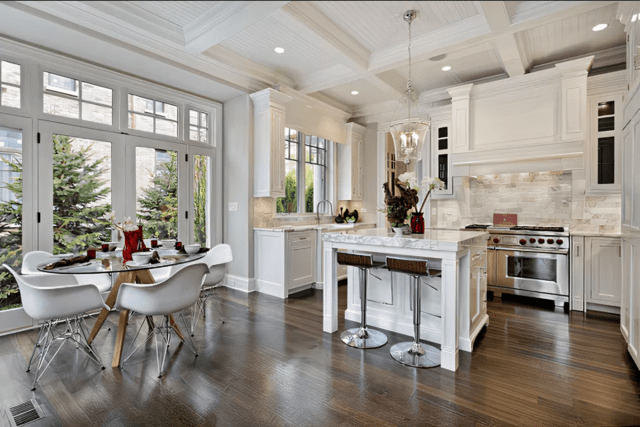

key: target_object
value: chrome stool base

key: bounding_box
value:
[390,341,441,368]
[340,327,388,349]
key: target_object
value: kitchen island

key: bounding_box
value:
[322,228,489,371]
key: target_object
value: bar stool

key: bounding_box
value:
[386,256,441,368]
[337,251,388,349]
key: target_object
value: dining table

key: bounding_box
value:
[37,248,207,368]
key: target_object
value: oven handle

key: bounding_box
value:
[494,247,568,255]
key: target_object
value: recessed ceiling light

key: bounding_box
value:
[442,66,451,71]
[351,90,359,95]
[274,47,285,54]
[592,23,608,32]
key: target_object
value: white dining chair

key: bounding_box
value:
[2,264,109,390]
[190,244,233,334]
[22,250,112,294]
[115,263,209,378]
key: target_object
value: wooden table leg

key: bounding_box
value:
[169,315,185,341]
[88,271,136,345]
[112,309,130,368]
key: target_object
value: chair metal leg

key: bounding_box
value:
[341,268,388,349]
[26,325,47,372]
[191,286,224,336]
[390,275,441,368]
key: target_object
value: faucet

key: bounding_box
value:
[316,200,333,225]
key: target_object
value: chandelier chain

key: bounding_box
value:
[407,15,412,92]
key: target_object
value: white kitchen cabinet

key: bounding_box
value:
[585,237,622,307]
[250,88,292,198]
[587,92,624,194]
[572,236,621,312]
[337,122,365,201]
[254,229,316,299]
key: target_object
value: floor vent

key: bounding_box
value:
[5,400,45,427]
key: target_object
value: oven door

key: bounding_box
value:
[496,248,568,297]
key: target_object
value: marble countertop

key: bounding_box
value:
[254,222,376,232]
[322,227,488,251]
[569,230,621,237]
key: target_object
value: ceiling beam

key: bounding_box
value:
[481,1,527,77]
[183,1,290,55]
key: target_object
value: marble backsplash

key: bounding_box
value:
[253,197,364,228]
[431,171,620,233]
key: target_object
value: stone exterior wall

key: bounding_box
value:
[430,171,620,233]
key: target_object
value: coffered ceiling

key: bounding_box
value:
[0,1,627,120]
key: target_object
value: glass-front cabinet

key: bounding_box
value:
[431,120,452,196]
[588,94,623,194]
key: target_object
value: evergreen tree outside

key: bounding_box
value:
[0,135,111,309]
[193,154,208,246]
[137,150,178,239]
[276,168,297,213]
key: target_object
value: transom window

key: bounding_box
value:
[43,72,113,125]
[1,61,21,109]
[128,94,178,137]
[189,109,209,144]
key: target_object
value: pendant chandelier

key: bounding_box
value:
[389,10,430,164]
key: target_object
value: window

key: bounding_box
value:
[1,61,21,108]
[277,128,298,213]
[189,109,208,143]
[128,94,178,137]
[43,72,113,125]
[276,128,330,214]
[304,135,327,213]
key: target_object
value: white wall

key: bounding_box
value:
[223,95,254,283]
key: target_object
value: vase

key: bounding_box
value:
[392,225,406,235]
[410,212,425,234]
[122,226,146,262]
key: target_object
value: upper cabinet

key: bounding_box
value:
[586,71,626,194]
[337,122,365,201]
[250,88,292,198]
[431,120,452,197]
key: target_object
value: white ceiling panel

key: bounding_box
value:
[318,78,399,110]
[515,3,626,69]
[218,14,340,82]
[127,1,219,27]
[311,1,481,52]
[382,48,506,93]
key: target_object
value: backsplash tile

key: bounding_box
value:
[432,171,620,233]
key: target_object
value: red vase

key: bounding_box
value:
[410,212,424,234]
[122,226,146,262]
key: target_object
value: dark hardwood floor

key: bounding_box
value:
[1,284,639,427]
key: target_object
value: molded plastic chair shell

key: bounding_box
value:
[2,264,109,320]
[201,244,233,286]
[21,251,56,274]
[115,263,209,316]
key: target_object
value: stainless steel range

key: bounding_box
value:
[464,225,569,308]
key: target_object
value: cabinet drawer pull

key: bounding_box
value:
[576,247,579,257]
[299,237,307,240]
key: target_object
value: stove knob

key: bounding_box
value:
[547,238,554,244]
[529,238,536,243]
[493,238,500,244]
[556,239,563,245]
[538,238,545,244]
[519,239,527,245]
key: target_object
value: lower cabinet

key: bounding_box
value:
[254,229,316,299]
[571,235,622,312]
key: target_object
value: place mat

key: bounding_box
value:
[44,255,91,270]
[177,247,210,255]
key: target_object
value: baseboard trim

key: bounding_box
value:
[224,274,255,293]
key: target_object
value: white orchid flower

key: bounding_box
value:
[421,176,444,190]
[398,171,418,189]
[104,211,115,221]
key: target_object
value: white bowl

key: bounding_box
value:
[131,252,153,264]
[160,239,176,249]
[184,244,200,255]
